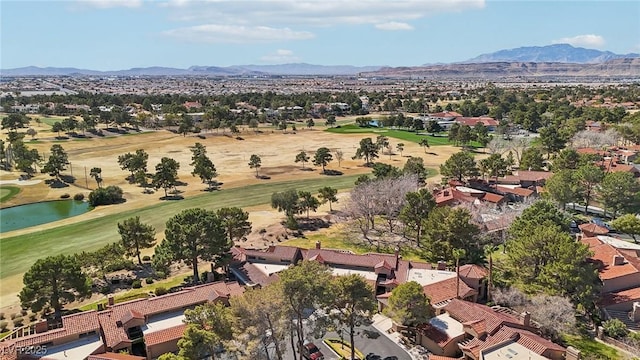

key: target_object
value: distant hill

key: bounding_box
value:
[1,64,383,77]
[364,58,640,79]
[464,44,639,64]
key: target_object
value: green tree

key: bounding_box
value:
[279,261,332,360]
[479,153,507,184]
[484,244,499,301]
[399,188,436,246]
[539,125,567,157]
[473,123,490,148]
[325,115,336,127]
[295,150,310,169]
[90,167,102,188]
[19,255,90,319]
[419,138,430,153]
[611,214,640,243]
[217,207,252,244]
[328,275,376,360]
[52,122,64,137]
[552,148,582,171]
[26,127,37,140]
[352,137,379,165]
[152,157,180,198]
[313,147,333,174]
[118,216,156,265]
[421,207,480,263]
[177,324,220,359]
[317,186,338,212]
[249,118,259,133]
[12,141,41,176]
[41,144,68,180]
[396,143,405,157]
[249,154,262,177]
[372,162,401,179]
[1,113,29,131]
[183,301,234,348]
[162,208,231,284]
[599,171,640,217]
[118,149,148,181]
[453,248,467,299]
[271,189,300,229]
[426,120,442,136]
[298,191,320,219]
[403,156,429,183]
[504,223,599,305]
[519,147,544,171]
[439,151,478,182]
[190,143,217,190]
[306,118,315,129]
[576,164,604,212]
[509,200,570,240]
[545,170,579,210]
[383,281,432,327]
[602,319,628,339]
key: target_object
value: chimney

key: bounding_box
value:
[394,247,400,270]
[565,346,581,360]
[108,295,115,307]
[315,241,321,250]
[437,261,447,271]
[519,311,531,327]
[576,233,583,241]
[613,255,625,266]
[632,302,640,322]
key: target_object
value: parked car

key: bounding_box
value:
[300,340,324,360]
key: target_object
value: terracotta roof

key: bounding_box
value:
[144,324,187,347]
[461,327,564,359]
[230,261,281,287]
[455,117,499,127]
[603,163,640,174]
[423,277,477,305]
[600,286,640,307]
[0,310,100,355]
[582,239,640,281]
[579,223,610,235]
[88,353,146,360]
[481,192,505,204]
[120,309,144,326]
[495,186,534,197]
[417,324,453,346]
[99,282,243,349]
[458,264,488,279]
[429,111,462,118]
[500,171,553,183]
[577,148,607,156]
[375,260,393,270]
[444,299,524,335]
[463,319,486,335]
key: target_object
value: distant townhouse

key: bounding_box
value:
[10,104,40,114]
[454,117,498,131]
[182,101,202,110]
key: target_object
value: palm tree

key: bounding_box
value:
[419,138,430,153]
[452,248,466,299]
[483,244,499,301]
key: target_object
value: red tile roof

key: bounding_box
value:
[458,264,488,279]
[495,186,534,197]
[423,277,477,305]
[481,192,505,204]
[602,163,640,174]
[455,117,499,127]
[444,299,524,335]
[461,326,565,359]
[579,223,610,235]
[144,324,187,347]
[417,323,453,346]
[600,286,640,307]
[582,239,640,280]
[500,171,553,183]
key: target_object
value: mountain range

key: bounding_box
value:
[2,44,639,77]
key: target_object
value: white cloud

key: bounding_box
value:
[161,0,485,26]
[260,49,301,63]
[78,0,143,9]
[552,34,606,48]
[163,25,314,43]
[375,21,414,31]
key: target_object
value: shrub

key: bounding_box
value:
[0,320,7,331]
[60,193,70,199]
[73,193,85,201]
[155,271,166,279]
[142,255,151,262]
[100,285,111,294]
[132,280,142,289]
[154,287,168,296]
[12,317,24,327]
[145,278,154,284]
[603,318,628,338]
[88,185,124,206]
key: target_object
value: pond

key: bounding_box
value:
[0,200,91,233]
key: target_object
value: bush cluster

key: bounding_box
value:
[88,185,124,206]
[132,280,142,289]
[73,193,85,201]
[154,287,168,296]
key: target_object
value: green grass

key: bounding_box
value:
[37,116,66,127]
[562,334,621,360]
[0,174,363,281]
[78,275,187,311]
[326,124,482,148]
[0,186,20,203]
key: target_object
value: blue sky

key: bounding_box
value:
[1,0,639,70]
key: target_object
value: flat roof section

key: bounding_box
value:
[142,310,186,335]
[407,269,457,287]
[255,263,290,277]
[429,313,465,340]
[481,340,548,360]
[35,335,103,360]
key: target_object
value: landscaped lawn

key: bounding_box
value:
[562,334,621,360]
[0,186,20,203]
[37,115,66,127]
[326,124,481,148]
[1,174,363,282]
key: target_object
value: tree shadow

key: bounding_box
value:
[159,195,184,200]
[297,218,331,231]
[45,178,69,188]
[60,175,76,183]
[322,169,343,176]
[300,168,314,172]
[256,175,271,180]
[426,152,438,156]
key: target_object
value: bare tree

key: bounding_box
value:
[507,137,532,165]
[487,137,510,155]
[570,129,619,149]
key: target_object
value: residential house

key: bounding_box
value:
[182,101,202,110]
[417,299,572,360]
[454,117,498,132]
[433,187,506,207]
[497,170,553,188]
[0,281,243,360]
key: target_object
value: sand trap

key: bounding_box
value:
[0,179,42,186]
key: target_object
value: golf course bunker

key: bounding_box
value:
[0,200,91,233]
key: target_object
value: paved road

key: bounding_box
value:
[281,325,410,360]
